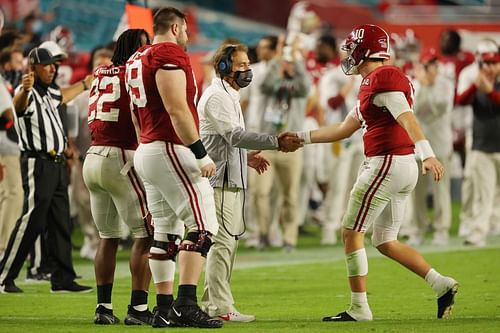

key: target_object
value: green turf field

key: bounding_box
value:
[1,202,499,332]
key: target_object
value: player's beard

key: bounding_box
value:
[176,36,188,51]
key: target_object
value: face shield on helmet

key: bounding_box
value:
[341,38,361,75]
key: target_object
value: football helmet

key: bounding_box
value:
[341,24,391,75]
[49,25,74,53]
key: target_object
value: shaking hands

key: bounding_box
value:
[277,132,304,152]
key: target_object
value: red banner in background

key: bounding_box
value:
[125,4,153,38]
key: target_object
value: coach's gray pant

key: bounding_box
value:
[202,187,243,317]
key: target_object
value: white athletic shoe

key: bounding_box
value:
[407,235,423,247]
[321,230,338,246]
[218,310,255,323]
[431,232,449,246]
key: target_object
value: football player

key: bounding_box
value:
[82,29,153,325]
[298,24,459,321]
[126,7,223,329]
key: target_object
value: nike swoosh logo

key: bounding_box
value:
[172,307,181,317]
[219,315,230,321]
[160,317,171,325]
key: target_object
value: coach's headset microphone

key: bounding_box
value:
[217,45,252,240]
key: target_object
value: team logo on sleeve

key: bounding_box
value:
[361,78,370,86]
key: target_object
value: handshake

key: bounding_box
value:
[277,132,305,152]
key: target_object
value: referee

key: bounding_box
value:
[0,47,92,293]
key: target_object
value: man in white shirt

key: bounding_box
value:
[198,43,301,323]
[408,47,454,246]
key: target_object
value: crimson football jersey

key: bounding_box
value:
[355,65,415,157]
[88,65,138,150]
[126,42,199,144]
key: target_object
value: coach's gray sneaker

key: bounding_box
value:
[437,282,459,319]
[218,310,255,322]
[94,305,120,325]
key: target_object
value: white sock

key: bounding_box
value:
[97,303,112,310]
[425,268,456,297]
[347,293,372,321]
[133,304,148,311]
[351,291,368,305]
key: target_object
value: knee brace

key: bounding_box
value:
[148,234,180,261]
[178,231,213,257]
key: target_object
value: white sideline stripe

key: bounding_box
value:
[0,159,36,283]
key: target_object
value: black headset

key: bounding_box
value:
[217,45,236,76]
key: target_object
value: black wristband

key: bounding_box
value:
[82,80,89,91]
[188,139,207,159]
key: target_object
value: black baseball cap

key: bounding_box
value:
[28,47,56,65]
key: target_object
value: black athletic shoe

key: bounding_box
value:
[51,281,93,293]
[94,305,120,325]
[152,306,177,328]
[322,311,357,322]
[167,300,224,328]
[124,305,153,325]
[437,283,459,319]
[1,280,23,293]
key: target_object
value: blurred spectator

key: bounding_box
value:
[240,35,278,248]
[305,34,339,87]
[315,49,362,245]
[20,13,42,53]
[407,47,454,246]
[298,34,341,238]
[438,29,475,167]
[455,39,500,247]
[0,31,23,52]
[0,48,24,91]
[391,29,420,77]
[0,73,22,261]
[48,25,91,85]
[286,1,322,53]
[253,36,310,251]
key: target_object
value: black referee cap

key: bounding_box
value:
[28,47,56,65]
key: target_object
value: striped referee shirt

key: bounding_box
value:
[14,82,66,154]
